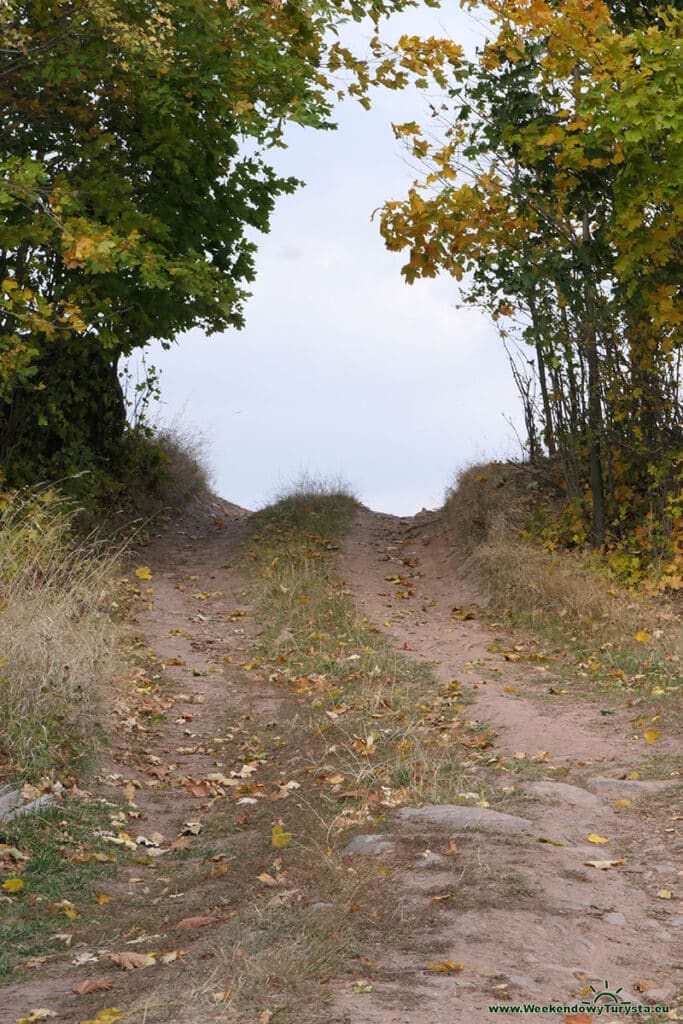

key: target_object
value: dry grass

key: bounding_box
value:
[443,461,682,691]
[444,461,641,630]
[102,418,214,525]
[0,487,122,779]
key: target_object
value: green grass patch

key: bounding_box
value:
[0,798,128,982]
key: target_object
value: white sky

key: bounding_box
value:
[137,3,525,515]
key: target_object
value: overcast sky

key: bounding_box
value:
[135,4,525,515]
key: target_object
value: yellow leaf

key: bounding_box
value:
[626,771,640,780]
[643,729,661,743]
[94,893,111,905]
[657,889,673,900]
[271,824,292,848]
[134,566,153,580]
[587,834,610,845]
[613,799,631,808]
[17,1012,57,1024]
[79,1011,125,1024]
[634,630,651,643]
[2,877,24,892]
[49,899,79,919]
[425,960,464,973]
[584,859,624,870]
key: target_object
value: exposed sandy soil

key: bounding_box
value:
[1,498,680,1024]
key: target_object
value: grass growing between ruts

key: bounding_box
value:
[243,483,486,815]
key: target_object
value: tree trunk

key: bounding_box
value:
[583,210,606,548]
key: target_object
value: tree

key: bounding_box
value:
[0,0,448,483]
[380,0,683,548]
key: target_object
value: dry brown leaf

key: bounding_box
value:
[72,979,114,995]
[634,980,656,993]
[108,951,156,970]
[257,872,278,886]
[205,861,228,879]
[169,836,193,852]
[584,859,624,870]
[174,915,221,930]
[94,893,112,905]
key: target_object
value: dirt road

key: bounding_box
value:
[2,497,680,1024]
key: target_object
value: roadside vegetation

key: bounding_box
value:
[443,461,682,705]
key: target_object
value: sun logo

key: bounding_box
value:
[582,981,625,1006]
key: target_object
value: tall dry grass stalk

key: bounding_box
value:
[0,486,122,779]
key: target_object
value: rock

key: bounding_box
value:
[586,777,674,795]
[341,834,396,857]
[0,786,54,823]
[528,781,603,810]
[0,785,20,819]
[671,915,683,928]
[602,911,626,926]
[414,851,448,869]
[395,805,532,834]
[643,982,676,1004]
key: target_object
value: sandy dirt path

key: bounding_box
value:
[1,499,680,1024]
[330,508,681,1023]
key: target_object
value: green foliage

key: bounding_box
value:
[0,0,441,485]
[380,0,683,563]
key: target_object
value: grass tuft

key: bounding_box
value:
[0,487,122,780]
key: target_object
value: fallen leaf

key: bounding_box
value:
[50,899,79,919]
[158,950,184,964]
[431,893,455,903]
[634,980,656,992]
[180,821,203,836]
[134,566,153,580]
[94,894,112,905]
[584,859,624,870]
[425,960,464,973]
[535,837,567,847]
[271,824,292,848]
[17,1012,57,1024]
[352,982,373,993]
[72,979,114,995]
[79,1011,125,1024]
[24,957,48,969]
[643,729,661,743]
[657,889,673,899]
[613,799,632,808]
[174,915,221,930]
[108,951,156,970]
[634,630,651,643]
[2,877,24,892]
[587,834,610,844]
[169,836,193,852]
[257,872,278,887]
